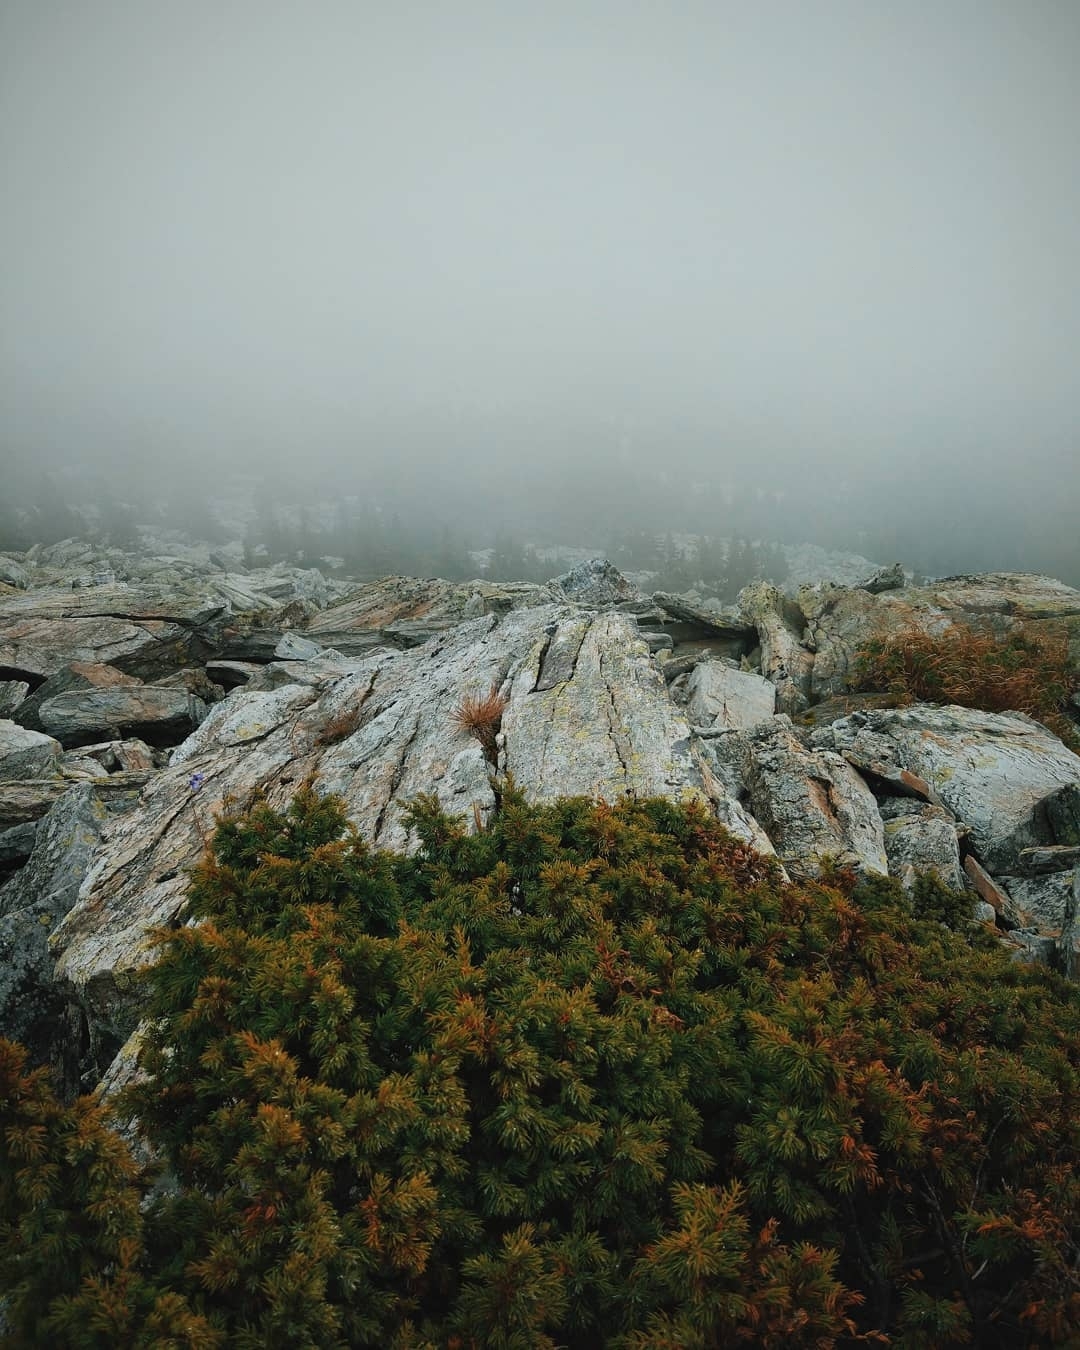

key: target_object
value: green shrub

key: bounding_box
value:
[2,786,1079,1346]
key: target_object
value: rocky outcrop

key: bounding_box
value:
[702,717,887,878]
[0,547,1078,1099]
[303,576,550,654]
[798,573,1080,702]
[813,706,1080,874]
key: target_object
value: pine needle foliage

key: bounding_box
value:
[2,784,1080,1346]
[852,625,1079,748]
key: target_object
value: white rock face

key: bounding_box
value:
[815,706,1080,873]
[685,661,776,731]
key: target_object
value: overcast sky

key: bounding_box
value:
[2,1,1078,527]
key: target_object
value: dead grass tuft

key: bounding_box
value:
[451,683,507,765]
[852,625,1079,747]
[316,704,363,747]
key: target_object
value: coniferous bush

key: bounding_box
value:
[2,785,1079,1347]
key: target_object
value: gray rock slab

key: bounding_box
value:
[0,777,145,1084]
[997,870,1077,933]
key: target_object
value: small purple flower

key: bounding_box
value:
[189,773,206,793]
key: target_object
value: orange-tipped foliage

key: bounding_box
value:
[450,682,507,764]
[853,624,1079,746]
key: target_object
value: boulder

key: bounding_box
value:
[996,869,1076,934]
[878,798,965,892]
[731,716,887,877]
[37,685,208,748]
[0,779,70,832]
[0,721,63,780]
[0,820,38,869]
[13,661,141,732]
[857,562,906,594]
[813,705,1080,873]
[685,661,776,731]
[0,556,30,589]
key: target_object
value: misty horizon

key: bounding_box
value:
[2,2,1078,581]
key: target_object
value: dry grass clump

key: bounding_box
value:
[451,683,507,765]
[315,704,363,747]
[852,625,1079,747]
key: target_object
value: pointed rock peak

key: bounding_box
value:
[550,558,639,607]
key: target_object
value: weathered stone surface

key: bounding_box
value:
[205,659,262,688]
[38,686,208,748]
[303,575,549,654]
[1014,845,1080,875]
[996,870,1077,933]
[738,583,814,715]
[274,631,326,661]
[0,556,30,589]
[551,557,639,606]
[60,754,111,781]
[879,799,965,891]
[814,706,1080,873]
[685,661,776,731]
[0,611,199,682]
[0,721,63,780]
[0,820,38,867]
[13,661,141,732]
[0,680,29,716]
[0,778,146,1085]
[653,593,754,638]
[0,779,70,830]
[0,564,348,683]
[730,716,887,877]
[502,610,707,804]
[857,562,906,594]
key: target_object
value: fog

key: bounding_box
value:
[2,1,1078,580]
